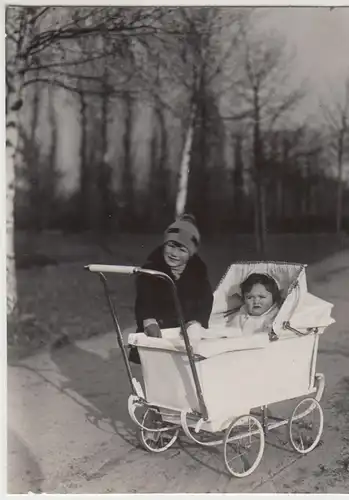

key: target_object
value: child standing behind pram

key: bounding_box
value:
[230,273,281,336]
[129,214,214,363]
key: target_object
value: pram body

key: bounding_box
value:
[85,261,335,477]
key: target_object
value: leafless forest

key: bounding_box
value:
[6,6,349,317]
[7,7,349,235]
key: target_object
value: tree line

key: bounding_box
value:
[6,6,349,314]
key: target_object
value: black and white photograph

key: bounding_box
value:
[5,3,349,495]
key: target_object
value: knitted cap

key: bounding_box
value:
[164,214,200,255]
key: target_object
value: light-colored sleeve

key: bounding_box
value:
[143,318,159,328]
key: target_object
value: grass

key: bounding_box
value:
[8,230,349,360]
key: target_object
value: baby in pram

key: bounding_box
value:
[229,273,281,336]
[198,272,281,341]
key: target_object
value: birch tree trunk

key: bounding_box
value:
[6,79,23,316]
[6,7,29,317]
[175,105,196,218]
[7,137,17,316]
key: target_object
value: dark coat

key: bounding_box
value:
[135,246,213,331]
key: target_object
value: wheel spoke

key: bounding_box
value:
[140,409,179,452]
[289,398,323,455]
[224,415,265,478]
[227,447,252,465]
[299,435,304,451]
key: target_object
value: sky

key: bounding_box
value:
[261,7,349,119]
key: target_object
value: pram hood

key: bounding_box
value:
[209,261,335,336]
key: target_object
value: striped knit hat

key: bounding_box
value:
[164,214,200,256]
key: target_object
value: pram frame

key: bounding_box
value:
[85,262,327,477]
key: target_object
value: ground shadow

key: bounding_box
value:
[49,341,142,448]
[178,438,228,476]
[7,429,44,494]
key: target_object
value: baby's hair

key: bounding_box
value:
[240,273,281,305]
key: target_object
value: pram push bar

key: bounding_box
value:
[86,264,138,274]
[84,264,209,420]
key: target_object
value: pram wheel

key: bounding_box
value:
[139,408,179,453]
[288,397,324,454]
[224,415,265,478]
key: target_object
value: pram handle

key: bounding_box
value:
[85,265,175,280]
[85,264,139,274]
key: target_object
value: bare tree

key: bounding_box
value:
[24,75,41,231]
[263,125,306,220]
[322,76,349,234]
[228,21,305,255]
[131,7,250,221]
[45,84,59,229]
[5,5,168,316]
[232,132,245,217]
[174,8,251,221]
[36,23,155,232]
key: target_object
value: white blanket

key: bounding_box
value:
[128,327,269,359]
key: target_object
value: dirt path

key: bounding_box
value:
[7,250,349,493]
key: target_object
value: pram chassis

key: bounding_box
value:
[85,263,326,478]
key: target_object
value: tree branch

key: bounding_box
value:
[23,76,137,98]
[30,7,51,25]
[17,7,163,60]
[23,49,119,72]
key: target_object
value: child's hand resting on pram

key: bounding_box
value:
[144,319,162,338]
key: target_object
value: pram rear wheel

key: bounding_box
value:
[139,408,179,453]
[288,397,323,454]
[224,414,265,478]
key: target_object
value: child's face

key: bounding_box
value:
[164,241,190,268]
[244,283,274,316]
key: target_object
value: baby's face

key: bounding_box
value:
[244,283,274,316]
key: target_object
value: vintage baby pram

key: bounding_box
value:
[85,261,335,478]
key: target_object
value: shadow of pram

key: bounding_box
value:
[176,421,294,481]
[49,341,141,449]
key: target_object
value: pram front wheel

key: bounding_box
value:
[139,408,179,453]
[223,414,265,478]
[288,397,324,454]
